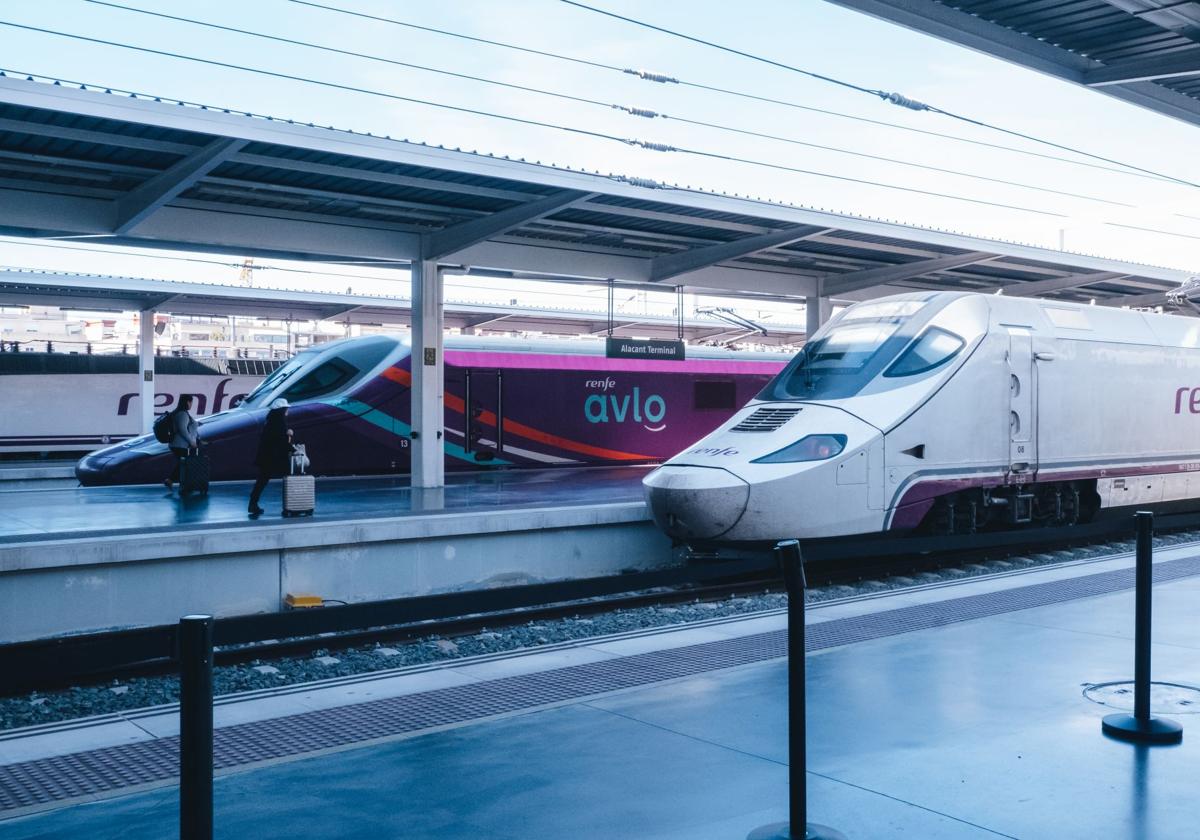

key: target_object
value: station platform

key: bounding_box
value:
[0,460,76,491]
[3,544,1200,838]
[0,467,667,643]
[0,466,647,542]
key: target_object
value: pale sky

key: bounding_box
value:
[1,0,1197,323]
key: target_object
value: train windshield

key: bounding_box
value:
[240,350,320,408]
[239,336,397,408]
[758,299,927,401]
[282,357,358,401]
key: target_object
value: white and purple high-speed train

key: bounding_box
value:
[645,290,1200,545]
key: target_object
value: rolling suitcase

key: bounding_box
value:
[179,448,210,496]
[282,448,314,517]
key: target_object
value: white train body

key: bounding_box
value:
[645,290,1200,544]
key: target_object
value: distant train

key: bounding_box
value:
[74,336,787,485]
[645,290,1200,545]
[0,353,279,455]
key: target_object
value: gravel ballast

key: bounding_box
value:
[4,529,1198,732]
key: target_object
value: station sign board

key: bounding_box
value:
[605,337,685,361]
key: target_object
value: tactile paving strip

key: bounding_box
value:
[4,551,1200,813]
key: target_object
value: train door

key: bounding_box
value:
[1006,327,1037,478]
[464,369,504,462]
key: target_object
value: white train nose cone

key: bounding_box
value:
[643,466,750,541]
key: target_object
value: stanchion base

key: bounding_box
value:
[1102,713,1183,745]
[747,821,848,840]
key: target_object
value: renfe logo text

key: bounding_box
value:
[689,446,739,457]
[1175,387,1200,414]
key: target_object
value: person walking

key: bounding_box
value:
[163,395,199,492]
[249,398,292,516]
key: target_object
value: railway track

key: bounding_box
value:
[6,511,1200,698]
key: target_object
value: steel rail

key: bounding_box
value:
[6,509,1199,697]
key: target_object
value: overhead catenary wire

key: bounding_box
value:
[0,22,635,143]
[84,1,1132,208]
[0,21,1086,219]
[1106,222,1200,242]
[287,0,1172,183]
[84,1,618,112]
[559,0,1200,191]
[643,141,1071,217]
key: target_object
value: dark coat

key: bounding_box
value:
[254,408,291,475]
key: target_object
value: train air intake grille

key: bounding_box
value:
[731,407,800,432]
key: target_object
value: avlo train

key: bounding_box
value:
[645,290,1200,545]
[76,335,784,485]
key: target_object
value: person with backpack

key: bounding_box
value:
[248,398,292,516]
[162,395,199,492]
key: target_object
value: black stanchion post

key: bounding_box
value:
[1101,512,1182,745]
[179,614,214,840]
[748,541,846,840]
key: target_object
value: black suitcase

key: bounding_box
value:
[179,450,210,495]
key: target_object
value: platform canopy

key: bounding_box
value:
[0,74,1190,309]
[826,0,1200,131]
[0,269,804,345]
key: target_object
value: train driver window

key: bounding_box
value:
[283,357,359,401]
[694,380,737,410]
[884,328,964,378]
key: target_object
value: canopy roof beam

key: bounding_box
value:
[1085,50,1200,86]
[318,304,361,320]
[648,226,834,283]
[1105,290,1169,307]
[231,152,533,202]
[1003,271,1131,297]
[114,138,248,235]
[422,189,595,260]
[823,251,996,296]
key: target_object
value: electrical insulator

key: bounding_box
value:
[615,175,663,189]
[628,140,677,152]
[615,105,660,119]
[882,92,929,111]
[623,68,679,84]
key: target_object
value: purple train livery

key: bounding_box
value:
[75,335,787,485]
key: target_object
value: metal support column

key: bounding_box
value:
[410,258,445,489]
[804,283,830,340]
[139,308,156,435]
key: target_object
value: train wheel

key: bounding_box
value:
[952,494,979,535]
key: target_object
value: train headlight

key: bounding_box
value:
[751,434,847,464]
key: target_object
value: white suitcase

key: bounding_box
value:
[282,449,315,517]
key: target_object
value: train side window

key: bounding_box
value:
[884,328,964,378]
[694,380,737,409]
[283,357,358,401]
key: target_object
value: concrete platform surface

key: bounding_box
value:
[3,551,1200,838]
[0,466,650,542]
[0,461,76,491]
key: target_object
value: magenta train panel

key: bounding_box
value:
[76,341,786,486]
[445,350,786,375]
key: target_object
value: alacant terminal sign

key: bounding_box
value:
[605,337,686,361]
